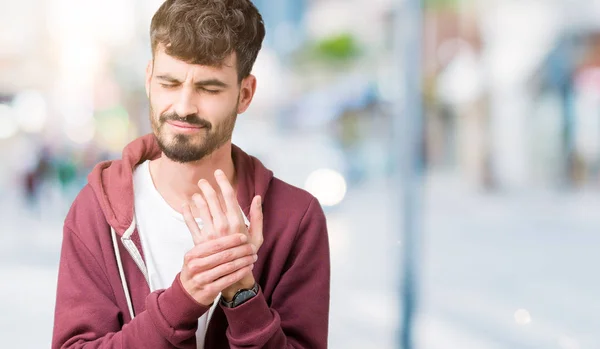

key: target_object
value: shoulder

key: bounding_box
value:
[266,177,319,212]
[63,184,110,241]
[65,184,101,221]
[264,177,327,233]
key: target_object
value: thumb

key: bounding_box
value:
[248,195,263,247]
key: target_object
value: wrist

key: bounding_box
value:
[220,282,259,308]
[222,275,256,301]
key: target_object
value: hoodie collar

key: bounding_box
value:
[88,134,273,236]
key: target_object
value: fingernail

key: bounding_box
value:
[215,169,224,176]
[257,196,262,208]
[253,254,258,261]
[251,244,257,253]
[240,234,248,243]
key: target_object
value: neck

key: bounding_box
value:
[149,142,236,213]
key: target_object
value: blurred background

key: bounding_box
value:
[1,0,600,348]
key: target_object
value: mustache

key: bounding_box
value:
[159,112,212,129]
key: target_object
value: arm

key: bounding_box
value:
[52,226,208,349]
[222,198,331,349]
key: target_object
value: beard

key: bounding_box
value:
[149,101,238,163]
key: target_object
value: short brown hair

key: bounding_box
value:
[150,0,265,81]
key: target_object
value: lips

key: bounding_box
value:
[166,120,204,129]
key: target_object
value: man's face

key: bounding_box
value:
[146,46,254,163]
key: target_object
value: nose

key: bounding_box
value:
[173,86,198,117]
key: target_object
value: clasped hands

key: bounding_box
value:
[179,169,263,305]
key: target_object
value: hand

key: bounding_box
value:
[197,169,264,251]
[182,169,264,303]
[178,230,257,306]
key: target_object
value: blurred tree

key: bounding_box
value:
[291,32,362,69]
[424,0,461,10]
[312,33,361,62]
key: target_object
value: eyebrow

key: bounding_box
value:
[156,75,228,88]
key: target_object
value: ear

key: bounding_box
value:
[237,74,257,114]
[145,60,153,99]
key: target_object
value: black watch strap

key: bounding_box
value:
[221,283,259,308]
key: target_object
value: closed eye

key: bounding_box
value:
[201,88,221,94]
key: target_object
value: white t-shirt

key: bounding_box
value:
[133,160,248,348]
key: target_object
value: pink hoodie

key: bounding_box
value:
[52,134,330,348]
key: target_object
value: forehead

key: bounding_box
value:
[153,46,237,81]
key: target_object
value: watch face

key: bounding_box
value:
[233,290,257,307]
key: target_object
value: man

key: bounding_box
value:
[52,0,330,348]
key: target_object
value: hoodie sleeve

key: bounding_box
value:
[52,225,209,349]
[221,198,331,349]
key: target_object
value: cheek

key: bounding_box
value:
[203,96,237,118]
[150,89,172,115]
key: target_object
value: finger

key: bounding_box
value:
[193,257,255,286]
[209,265,254,293]
[249,195,264,247]
[188,243,257,274]
[191,193,215,237]
[184,233,248,264]
[182,203,203,245]
[214,169,244,227]
[198,179,228,236]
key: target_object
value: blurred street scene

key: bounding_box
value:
[2,0,600,348]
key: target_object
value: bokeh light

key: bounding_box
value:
[304,168,347,207]
[0,104,19,139]
[514,309,532,325]
[12,91,48,133]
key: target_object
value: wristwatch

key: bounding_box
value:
[220,283,259,308]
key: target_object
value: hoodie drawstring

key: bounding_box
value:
[111,226,135,320]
